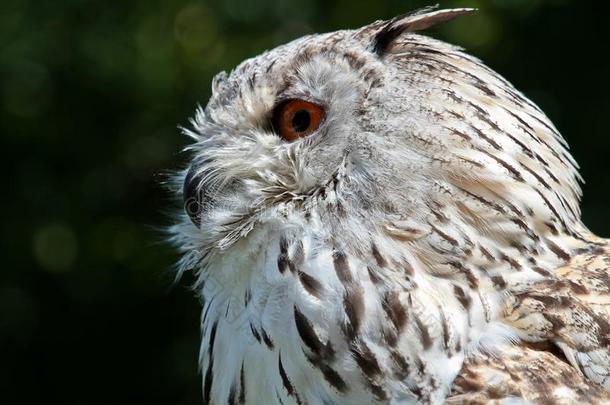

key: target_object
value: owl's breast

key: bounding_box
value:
[196,212,510,404]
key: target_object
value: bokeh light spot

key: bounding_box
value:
[174,4,218,56]
[33,223,78,272]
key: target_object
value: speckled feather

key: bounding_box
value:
[170,6,610,405]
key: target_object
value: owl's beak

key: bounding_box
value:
[183,164,206,228]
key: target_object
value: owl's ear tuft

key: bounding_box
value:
[371,6,476,56]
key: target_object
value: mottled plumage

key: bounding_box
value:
[170,7,610,404]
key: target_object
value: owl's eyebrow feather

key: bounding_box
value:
[372,6,476,56]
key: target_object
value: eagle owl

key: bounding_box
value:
[170,7,610,404]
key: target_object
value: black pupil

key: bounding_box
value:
[291,109,311,133]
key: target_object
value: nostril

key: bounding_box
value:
[183,165,204,227]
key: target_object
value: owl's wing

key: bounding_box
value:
[500,237,610,394]
[447,342,610,404]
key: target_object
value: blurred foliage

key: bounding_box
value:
[1,0,609,403]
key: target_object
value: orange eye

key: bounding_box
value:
[272,99,324,141]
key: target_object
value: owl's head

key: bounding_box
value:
[174,7,582,273]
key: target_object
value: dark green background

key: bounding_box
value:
[2,0,609,403]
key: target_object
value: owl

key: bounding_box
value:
[170,6,610,404]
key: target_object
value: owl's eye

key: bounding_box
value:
[272,99,324,141]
